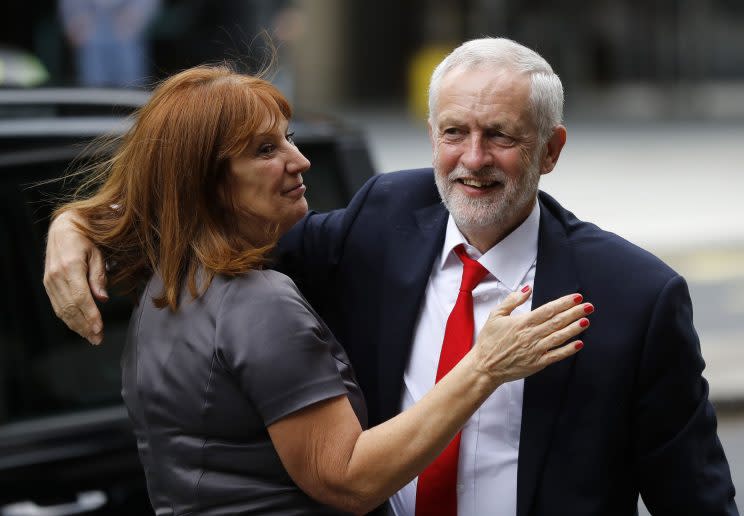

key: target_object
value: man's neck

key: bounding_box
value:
[458,198,536,254]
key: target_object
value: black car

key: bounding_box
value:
[0,88,375,515]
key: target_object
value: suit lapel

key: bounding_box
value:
[517,196,580,516]
[376,202,448,423]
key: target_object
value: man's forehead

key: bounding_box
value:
[434,65,533,129]
[441,63,528,89]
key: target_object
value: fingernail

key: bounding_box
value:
[579,318,590,328]
[573,294,583,303]
[521,285,531,293]
[574,341,584,350]
[90,335,102,345]
[583,303,594,314]
[92,324,102,334]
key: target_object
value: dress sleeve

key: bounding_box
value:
[215,271,349,426]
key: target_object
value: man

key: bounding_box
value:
[44,38,737,515]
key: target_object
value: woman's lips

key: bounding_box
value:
[282,183,306,198]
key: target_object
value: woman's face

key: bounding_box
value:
[227,118,311,237]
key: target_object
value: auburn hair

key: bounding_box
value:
[55,64,292,310]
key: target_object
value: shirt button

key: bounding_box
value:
[481,294,490,302]
[457,484,465,493]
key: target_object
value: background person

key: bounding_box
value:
[44,38,738,515]
[58,0,160,87]
[49,64,589,515]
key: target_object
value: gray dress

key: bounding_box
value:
[122,269,368,515]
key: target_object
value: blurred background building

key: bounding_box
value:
[1,2,742,513]
[2,0,744,116]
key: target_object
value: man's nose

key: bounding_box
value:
[460,135,493,170]
[287,147,311,175]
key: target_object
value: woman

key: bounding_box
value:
[56,65,590,515]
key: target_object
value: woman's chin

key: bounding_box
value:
[277,205,309,236]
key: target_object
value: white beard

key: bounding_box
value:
[434,150,541,231]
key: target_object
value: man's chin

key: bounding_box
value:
[448,205,507,229]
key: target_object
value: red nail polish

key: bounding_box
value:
[521,285,530,293]
[573,294,583,304]
[574,341,584,350]
[579,318,590,328]
[583,304,594,314]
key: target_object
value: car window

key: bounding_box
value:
[0,156,130,426]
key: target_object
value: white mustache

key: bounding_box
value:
[448,165,506,184]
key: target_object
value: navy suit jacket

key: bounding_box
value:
[277,168,737,515]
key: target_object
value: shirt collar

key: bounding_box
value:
[439,200,541,291]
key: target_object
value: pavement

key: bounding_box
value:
[332,107,744,407]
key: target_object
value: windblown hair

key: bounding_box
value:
[428,37,564,143]
[55,64,292,310]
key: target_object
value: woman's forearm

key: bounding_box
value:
[339,351,496,512]
[269,291,588,514]
[269,351,497,515]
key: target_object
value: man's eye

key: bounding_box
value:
[258,144,276,155]
[442,128,464,139]
[487,131,515,145]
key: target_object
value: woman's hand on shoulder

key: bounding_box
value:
[43,210,108,344]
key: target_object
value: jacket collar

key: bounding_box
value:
[517,192,581,516]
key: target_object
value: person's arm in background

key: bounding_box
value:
[114,0,160,41]
[58,0,94,47]
[635,275,737,515]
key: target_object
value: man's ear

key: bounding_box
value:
[539,125,567,175]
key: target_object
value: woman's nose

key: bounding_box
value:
[288,146,311,174]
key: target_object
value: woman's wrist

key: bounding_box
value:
[458,351,504,399]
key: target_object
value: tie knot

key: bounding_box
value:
[454,244,489,292]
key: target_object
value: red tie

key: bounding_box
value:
[415,244,489,516]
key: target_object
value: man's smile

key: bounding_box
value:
[456,178,502,189]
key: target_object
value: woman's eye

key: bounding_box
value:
[286,132,296,145]
[258,144,276,155]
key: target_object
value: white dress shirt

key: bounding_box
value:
[390,201,540,516]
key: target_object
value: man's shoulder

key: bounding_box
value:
[376,168,436,185]
[338,168,440,223]
[539,191,678,282]
[366,168,438,201]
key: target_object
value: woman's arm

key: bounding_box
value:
[268,289,590,514]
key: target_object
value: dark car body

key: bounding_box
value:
[0,88,375,515]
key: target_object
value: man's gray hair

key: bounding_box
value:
[428,38,564,142]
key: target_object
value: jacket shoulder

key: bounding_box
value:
[538,191,678,285]
[365,168,439,205]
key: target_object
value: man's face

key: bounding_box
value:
[431,65,544,232]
